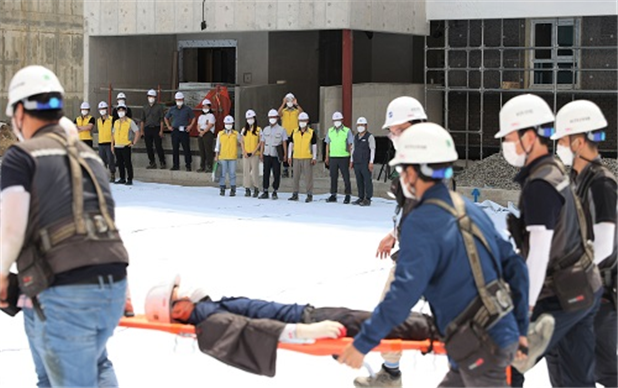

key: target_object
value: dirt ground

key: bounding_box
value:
[0,122,17,156]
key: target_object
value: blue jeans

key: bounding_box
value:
[29,277,127,387]
[24,307,51,387]
[219,159,237,188]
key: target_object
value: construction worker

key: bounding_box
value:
[74,101,94,147]
[338,124,531,387]
[0,65,129,387]
[214,115,241,196]
[112,103,141,185]
[112,91,132,124]
[351,117,375,206]
[288,111,317,203]
[325,111,354,204]
[258,109,288,200]
[141,89,166,169]
[197,98,216,173]
[164,92,195,171]
[96,101,116,182]
[551,100,617,388]
[496,94,603,387]
[278,92,303,178]
[240,109,261,198]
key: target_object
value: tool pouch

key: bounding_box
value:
[16,246,55,298]
[444,320,501,377]
[553,256,601,312]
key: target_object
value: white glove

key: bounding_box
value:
[296,320,345,339]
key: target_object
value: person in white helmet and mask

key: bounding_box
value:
[96,101,116,182]
[0,65,129,388]
[496,94,603,387]
[140,89,166,169]
[197,98,216,173]
[325,111,354,204]
[241,109,262,197]
[338,124,531,388]
[164,91,196,171]
[258,109,288,199]
[111,91,133,124]
[550,100,617,388]
[74,101,95,147]
[350,117,375,206]
[278,92,303,178]
[287,111,317,202]
[215,115,241,196]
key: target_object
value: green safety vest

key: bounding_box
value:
[328,126,350,157]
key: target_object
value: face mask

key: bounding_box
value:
[118,111,126,118]
[299,121,307,128]
[247,118,255,126]
[556,144,574,166]
[176,101,183,107]
[334,121,342,128]
[117,99,126,106]
[148,97,156,104]
[286,101,294,108]
[501,141,525,167]
[202,109,210,114]
[11,116,25,142]
[99,110,107,117]
[357,126,366,133]
[269,118,278,125]
[225,124,233,130]
[399,176,417,200]
[81,110,89,116]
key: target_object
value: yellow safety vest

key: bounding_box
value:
[113,119,134,146]
[76,115,93,141]
[218,130,239,160]
[281,108,300,137]
[243,127,261,155]
[97,116,113,144]
[292,128,314,159]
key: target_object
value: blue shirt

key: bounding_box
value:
[353,183,529,355]
[165,105,195,128]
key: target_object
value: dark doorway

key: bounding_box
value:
[183,47,236,84]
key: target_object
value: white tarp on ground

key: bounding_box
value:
[0,182,551,387]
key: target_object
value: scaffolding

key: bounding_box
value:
[424,18,618,165]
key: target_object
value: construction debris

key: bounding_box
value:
[0,122,17,157]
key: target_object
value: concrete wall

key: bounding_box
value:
[234,84,289,125]
[0,0,84,121]
[85,0,428,37]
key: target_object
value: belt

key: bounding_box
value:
[73,273,127,285]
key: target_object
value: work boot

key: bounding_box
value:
[272,191,278,200]
[344,195,351,204]
[252,188,259,198]
[282,169,289,178]
[353,366,402,388]
[186,165,192,172]
[512,313,555,374]
[124,299,135,318]
[305,194,313,203]
[230,186,236,197]
[146,161,156,169]
[352,198,363,205]
[219,187,226,196]
[170,166,180,171]
[115,179,126,184]
[160,160,166,169]
[327,194,337,203]
[245,188,251,197]
[289,193,299,201]
[259,191,269,199]
[109,172,115,183]
[125,180,133,186]
[360,199,371,207]
[197,167,205,172]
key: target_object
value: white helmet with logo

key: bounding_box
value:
[223,115,235,124]
[6,65,65,117]
[116,92,127,100]
[332,111,344,121]
[357,117,368,125]
[382,96,427,130]
[80,102,90,110]
[389,123,458,166]
[496,94,555,139]
[268,109,279,117]
[98,101,109,109]
[175,92,185,100]
[245,109,256,119]
[147,89,157,97]
[299,112,309,121]
[145,275,181,323]
[552,100,607,140]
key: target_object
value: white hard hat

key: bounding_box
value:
[382,96,427,130]
[147,89,157,97]
[116,92,126,100]
[223,115,234,124]
[389,123,458,166]
[496,94,555,139]
[98,101,108,109]
[117,102,127,110]
[80,102,90,110]
[356,117,368,125]
[145,275,181,324]
[245,109,256,119]
[553,100,607,140]
[285,93,295,101]
[268,109,279,117]
[175,92,185,100]
[299,112,309,121]
[6,65,65,117]
[202,99,211,106]
[332,111,344,120]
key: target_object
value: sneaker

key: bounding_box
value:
[352,198,363,205]
[360,199,371,207]
[252,188,260,198]
[146,162,157,169]
[159,161,167,169]
[305,194,313,203]
[353,366,402,388]
[185,166,191,172]
[344,195,351,204]
[115,179,126,184]
[327,194,337,203]
[512,313,555,374]
[230,187,236,197]
[289,193,299,201]
[124,299,135,318]
[219,187,225,196]
[259,191,269,199]
[245,188,252,197]
[272,191,278,200]
[125,180,133,186]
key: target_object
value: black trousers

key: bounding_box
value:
[198,131,215,170]
[83,140,94,148]
[115,147,133,181]
[329,156,351,195]
[262,155,281,191]
[171,130,192,168]
[144,126,165,165]
[353,162,373,199]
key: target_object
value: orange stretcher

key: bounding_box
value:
[118,315,447,355]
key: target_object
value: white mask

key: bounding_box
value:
[99,110,107,117]
[202,109,209,114]
[247,118,255,126]
[81,110,89,116]
[399,176,417,200]
[11,117,25,142]
[225,124,233,130]
[176,101,183,107]
[117,99,126,106]
[118,111,126,118]
[357,126,366,133]
[556,144,574,166]
[148,97,156,104]
[501,141,525,167]
[286,101,294,108]
[334,121,342,128]
[299,121,308,128]
[269,118,278,125]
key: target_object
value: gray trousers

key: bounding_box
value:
[98,143,115,174]
[438,342,518,387]
[292,158,313,195]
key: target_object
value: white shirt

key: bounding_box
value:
[198,113,216,133]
